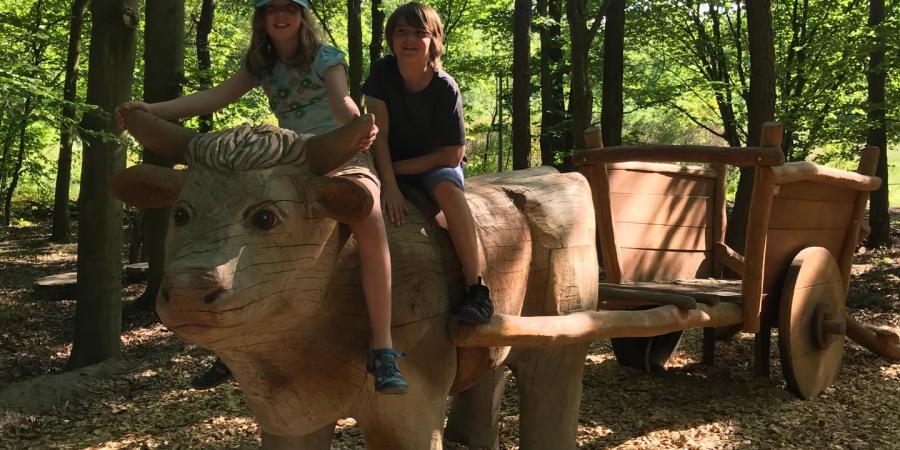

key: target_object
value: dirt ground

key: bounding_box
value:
[0,213,898,450]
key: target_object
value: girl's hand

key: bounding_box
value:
[382,185,407,226]
[115,101,153,131]
[358,123,379,149]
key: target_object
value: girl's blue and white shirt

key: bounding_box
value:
[252,44,347,135]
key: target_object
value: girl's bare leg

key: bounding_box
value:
[346,177,393,349]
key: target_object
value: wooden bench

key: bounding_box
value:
[33,262,150,301]
[575,122,885,398]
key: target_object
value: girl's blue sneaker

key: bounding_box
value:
[367,348,409,394]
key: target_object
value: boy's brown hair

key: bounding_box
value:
[244,6,323,77]
[385,2,445,70]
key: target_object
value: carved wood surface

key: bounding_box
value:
[778,247,845,399]
[575,145,786,167]
[144,162,597,444]
[451,302,744,347]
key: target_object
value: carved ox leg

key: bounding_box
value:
[354,316,456,450]
[509,343,589,450]
[261,424,334,450]
[444,367,507,449]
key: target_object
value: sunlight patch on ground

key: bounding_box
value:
[881,364,900,380]
[122,323,172,347]
[585,352,615,365]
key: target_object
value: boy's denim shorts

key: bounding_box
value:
[399,165,465,198]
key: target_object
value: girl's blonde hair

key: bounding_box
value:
[244,5,323,77]
[385,2,445,70]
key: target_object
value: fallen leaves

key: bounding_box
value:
[1,216,899,449]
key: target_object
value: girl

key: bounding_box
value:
[117,0,407,394]
[362,2,493,325]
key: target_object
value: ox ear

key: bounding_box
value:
[110,165,185,208]
[306,176,374,222]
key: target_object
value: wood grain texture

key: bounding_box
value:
[777,247,845,400]
[575,145,786,167]
[617,248,711,281]
[615,223,711,251]
[846,315,900,360]
[451,303,744,347]
[608,169,715,197]
[741,167,775,332]
[770,161,882,191]
[144,157,598,447]
[610,192,711,227]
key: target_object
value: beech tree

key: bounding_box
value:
[51,0,89,242]
[511,0,532,169]
[68,0,139,369]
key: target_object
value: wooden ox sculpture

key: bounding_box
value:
[111,111,598,449]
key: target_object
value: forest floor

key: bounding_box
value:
[0,212,899,450]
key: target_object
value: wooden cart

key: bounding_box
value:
[452,122,896,400]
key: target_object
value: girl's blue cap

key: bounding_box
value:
[255,0,308,8]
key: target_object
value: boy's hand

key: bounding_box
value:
[115,101,153,132]
[382,185,407,226]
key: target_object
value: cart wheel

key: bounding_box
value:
[611,331,683,373]
[778,247,846,399]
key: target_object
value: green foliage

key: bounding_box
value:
[0,0,895,222]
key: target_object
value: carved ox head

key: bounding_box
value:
[111,112,376,349]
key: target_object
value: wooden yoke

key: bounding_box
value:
[450,304,744,347]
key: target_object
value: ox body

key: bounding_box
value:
[111,113,598,449]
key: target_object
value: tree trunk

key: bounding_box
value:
[369,0,384,71]
[600,0,624,147]
[3,103,32,227]
[52,0,89,243]
[196,0,215,133]
[347,0,363,107]
[67,0,139,369]
[727,0,775,256]
[566,0,590,150]
[538,0,566,168]
[866,0,889,247]
[512,0,532,170]
[497,74,504,172]
[131,0,184,312]
[0,116,16,197]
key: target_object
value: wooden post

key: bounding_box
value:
[837,146,881,293]
[579,128,622,283]
[753,325,771,378]
[740,166,775,333]
[711,162,728,277]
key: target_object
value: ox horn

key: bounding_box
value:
[110,164,185,209]
[302,114,375,175]
[122,109,197,164]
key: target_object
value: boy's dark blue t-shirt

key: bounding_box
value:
[361,55,466,163]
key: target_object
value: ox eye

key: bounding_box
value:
[173,207,190,226]
[250,209,278,230]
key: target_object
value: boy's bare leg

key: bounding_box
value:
[433,181,481,285]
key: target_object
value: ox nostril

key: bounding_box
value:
[204,288,226,304]
[160,289,170,303]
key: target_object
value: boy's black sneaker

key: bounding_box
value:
[190,358,232,390]
[453,277,494,324]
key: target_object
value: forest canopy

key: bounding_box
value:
[0,0,896,224]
